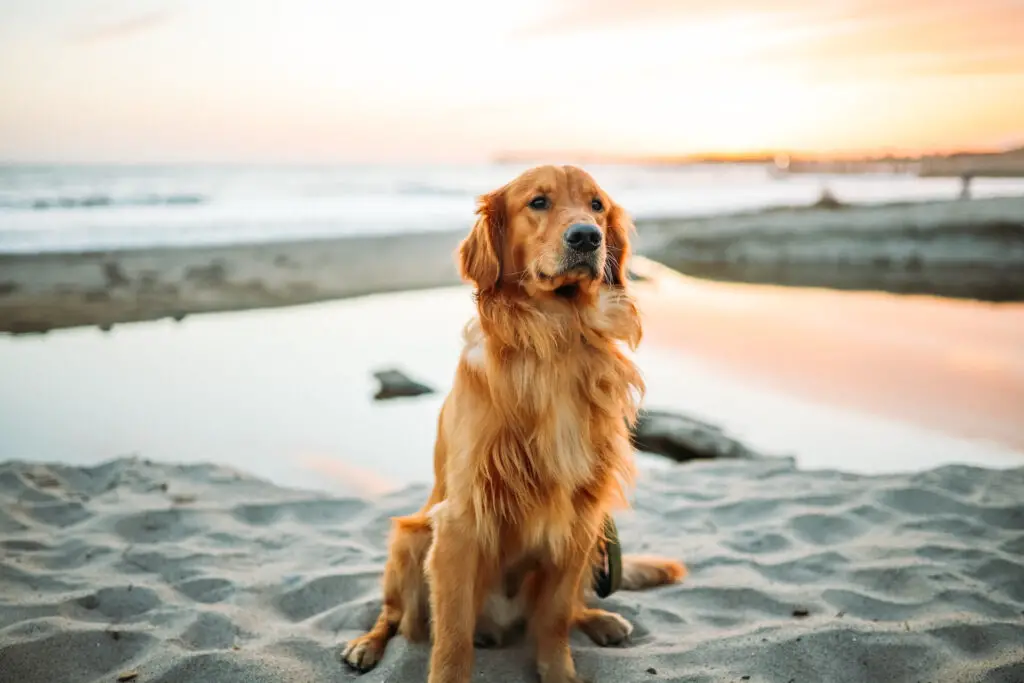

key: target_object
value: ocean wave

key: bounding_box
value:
[393,181,472,197]
[1,194,206,211]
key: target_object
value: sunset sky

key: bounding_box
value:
[1,0,1022,163]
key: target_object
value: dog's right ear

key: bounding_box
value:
[604,200,633,287]
[457,188,506,291]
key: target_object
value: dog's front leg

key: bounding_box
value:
[426,512,485,683]
[530,518,601,683]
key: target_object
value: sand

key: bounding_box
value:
[0,230,469,334]
[1,455,1022,683]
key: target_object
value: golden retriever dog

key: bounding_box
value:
[342,165,686,683]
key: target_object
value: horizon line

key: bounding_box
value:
[3,144,1023,168]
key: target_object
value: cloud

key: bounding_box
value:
[67,7,178,46]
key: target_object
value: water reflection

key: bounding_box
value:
[1,279,1020,496]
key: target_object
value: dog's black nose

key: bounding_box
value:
[563,224,602,253]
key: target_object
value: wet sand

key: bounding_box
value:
[0,231,468,335]
[640,195,1024,302]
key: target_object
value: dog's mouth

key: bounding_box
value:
[546,260,599,281]
[538,265,595,299]
[536,253,601,297]
[554,283,580,299]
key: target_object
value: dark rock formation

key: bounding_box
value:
[372,369,435,401]
[631,408,758,462]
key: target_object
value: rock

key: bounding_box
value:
[372,369,435,401]
[631,408,758,462]
[811,186,844,210]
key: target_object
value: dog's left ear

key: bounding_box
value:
[604,202,633,287]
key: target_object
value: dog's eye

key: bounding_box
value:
[591,198,604,212]
[529,195,549,210]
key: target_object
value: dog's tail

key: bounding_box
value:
[619,555,687,591]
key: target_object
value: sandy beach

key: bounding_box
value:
[2,454,1022,683]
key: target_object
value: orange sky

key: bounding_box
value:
[0,0,1021,163]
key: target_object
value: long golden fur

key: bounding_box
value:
[342,165,686,683]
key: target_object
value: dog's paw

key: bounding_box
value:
[341,635,387,673]
[576,609,633,647]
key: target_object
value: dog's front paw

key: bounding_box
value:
[341,635,387,673]
[576,609,633,647]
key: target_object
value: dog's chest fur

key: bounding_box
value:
[453,311,639,561]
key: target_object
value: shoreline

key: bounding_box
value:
[2,195,1023,335]
[637,195,1024,303]
[0,230,468,334]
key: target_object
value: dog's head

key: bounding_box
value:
[458,165,633,298]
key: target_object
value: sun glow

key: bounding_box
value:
[0,0,1021,162]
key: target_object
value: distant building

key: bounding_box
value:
[919,148,1024,178]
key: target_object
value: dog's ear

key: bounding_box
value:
[604,201,633,287]
[458,188,506,291]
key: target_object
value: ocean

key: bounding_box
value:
[2,163,1024,253]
